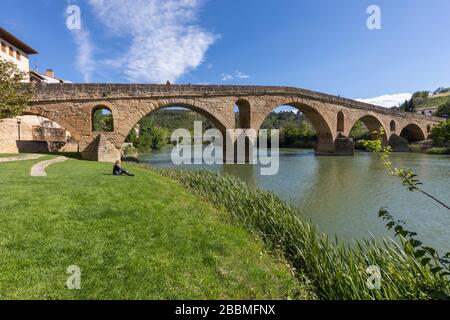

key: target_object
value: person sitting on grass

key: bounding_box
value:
[113,160,135,177]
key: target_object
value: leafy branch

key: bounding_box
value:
[379,209,450,277]
[362,129,450,281]
[361,128,450,210]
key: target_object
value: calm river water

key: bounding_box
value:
[139,147,450,253]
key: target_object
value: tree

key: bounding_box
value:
[92,109,114,132]
[412,91,429,99]
[429,120,450,148]
[134,118,169,152]
[404,99,416,113]
[0,60,31,119]
[434,102,450,118]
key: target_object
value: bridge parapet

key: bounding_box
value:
[25,83,442,123]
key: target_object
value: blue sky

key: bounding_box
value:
[1,0,450,105]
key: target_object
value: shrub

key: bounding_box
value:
[430,120,450,147]
[434,102,450,118]
[427,147,450,155]
[159,169,450,300]
[409,144,422,153]
[122,144,137,156]
[279,122,317,148]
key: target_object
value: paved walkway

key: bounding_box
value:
[30,156,68,177]
[0,154,44,163]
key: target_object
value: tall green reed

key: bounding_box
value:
[159,169,449,300]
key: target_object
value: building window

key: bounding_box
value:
[16,51,21,61]
[9,47,15,57]
[1,42,6,53]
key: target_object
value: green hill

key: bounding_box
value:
[415,92,450,110]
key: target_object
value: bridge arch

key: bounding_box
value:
[116,99,229,149]
[14,112,80,153]
[348,114,388,143]
[235,99,251,129]
[255,100,335,154]
[22,108,82,143]
[337,111,345,133]
[390,120,396,133]
[400,123,426,142]
[91,105,114,132]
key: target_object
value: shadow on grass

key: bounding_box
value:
[47,152,82,159]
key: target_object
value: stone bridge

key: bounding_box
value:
[25,83,442,162]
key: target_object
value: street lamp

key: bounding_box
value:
[17,117,22,141]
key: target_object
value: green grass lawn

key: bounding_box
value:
[0,153,28,158]
[0,157,310,300]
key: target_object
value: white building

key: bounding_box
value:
[30,69,72,84]
[0,27,75,154]
[0,27,38,82]
[417,107,437,117]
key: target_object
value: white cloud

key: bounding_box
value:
[235,71,250,79]
[221,70,250,81]
[70,29,95,83]
[356,93,412,108]
[221,73,233,81]
[87,0,217,83]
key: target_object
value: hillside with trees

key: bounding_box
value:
[399,87,450,116]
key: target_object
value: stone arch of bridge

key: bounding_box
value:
[400,123,427,142]
[22,109,82,143]
[116,99,229,149]
[254,100,336,154]
[83,101,120,134]
[347,114,388,144]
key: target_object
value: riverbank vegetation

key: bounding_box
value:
[408,120,450,155]
[429,120,450,153]
[160,169,450,300]
[0,158,308,299]
[260,111,317,148]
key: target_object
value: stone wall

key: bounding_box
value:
[0,115,78,154]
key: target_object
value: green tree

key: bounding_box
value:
[412,91,429,99]
[349,120,370,140]
[135,118,169,152]
[0,60,31,119]
[405,99,416,113]
[434,102,450,118]
[429,120,450,147]
[92,109,114,132]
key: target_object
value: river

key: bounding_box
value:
[139,147,450,253]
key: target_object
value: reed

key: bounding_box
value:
[159,169,450,300]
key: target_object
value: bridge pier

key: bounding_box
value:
[314,135,355,156]
[81,134,121,163]
[333,134,355,156]
[388,134,409,152]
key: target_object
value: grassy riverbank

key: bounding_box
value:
[160,169,450,300]
[0,157,310,299]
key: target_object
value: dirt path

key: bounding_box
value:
[30,156,68,177]
[0,154,44,163]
